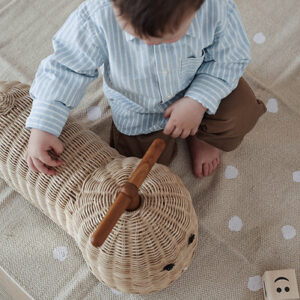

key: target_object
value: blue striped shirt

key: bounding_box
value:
[26,0,251,137]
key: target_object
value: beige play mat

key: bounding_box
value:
[0,0,299,299]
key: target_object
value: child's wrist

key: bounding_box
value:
[186,96,207,112]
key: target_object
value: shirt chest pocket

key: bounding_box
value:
[180,53,204,89]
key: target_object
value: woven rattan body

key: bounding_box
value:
[0,81,198,294]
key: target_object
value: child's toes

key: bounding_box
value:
[193,163,203,178]
[211,160,216,171]
[203,163,209,176]
[212,158,218,170]
[194,168,203,178]
[208,162,214,175]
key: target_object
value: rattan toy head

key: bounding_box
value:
[73,156,198,294]
[0,81,198,294]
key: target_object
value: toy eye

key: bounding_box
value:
[163,264,174,271]
[285,287,290,292]
[277,287,282,293]
[188,234,195,245]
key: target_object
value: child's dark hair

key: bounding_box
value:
[112,0,205,38]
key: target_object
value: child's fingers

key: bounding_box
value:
[32,158,55,175]
[171,127,182,139]
[180,129,190,139]
[40,151,63,167]
[164,107,172,119]
[51,143,64,156]
[163,120,175,135]
[191,128,198,135]
[28,157,39,173]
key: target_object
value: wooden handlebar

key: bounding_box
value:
[91,138,166,247]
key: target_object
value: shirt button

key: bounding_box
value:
[162,69,168,75]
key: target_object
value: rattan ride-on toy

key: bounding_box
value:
[0,81,198,294]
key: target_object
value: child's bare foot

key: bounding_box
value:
[187,136,220,178]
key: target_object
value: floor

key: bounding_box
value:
[0,266,33,300]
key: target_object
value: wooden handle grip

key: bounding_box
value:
[128,138,166,187]
[91,182,138,247]
[91,138,166,247]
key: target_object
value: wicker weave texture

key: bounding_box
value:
[0,81,198,294]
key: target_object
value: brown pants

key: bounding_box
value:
[110,77,267,165]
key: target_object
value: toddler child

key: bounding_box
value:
[24,0,266,178]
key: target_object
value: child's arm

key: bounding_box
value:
[184,0,251,116]
[25,5,107,174]
[26,5,107,138]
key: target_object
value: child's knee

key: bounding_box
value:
[230,97,266,137]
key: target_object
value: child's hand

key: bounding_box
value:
[24,128,64,176]
[163,97,207,138]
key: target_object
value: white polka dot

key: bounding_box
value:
[248,276,263,291]
[266,98,278,113]
[110,288,122,295]
[225,165,239,179]
[53,246,68,261]
[253,32,266,44]
[229,216,243,232]
[87,106,102,121]
[293,171,300,182]
[281,225,296,240]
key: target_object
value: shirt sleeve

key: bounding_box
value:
[26,6,107,137]
[184,0,251,115]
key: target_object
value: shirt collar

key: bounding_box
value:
[124,16,198,42]
[124,31,136,41]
